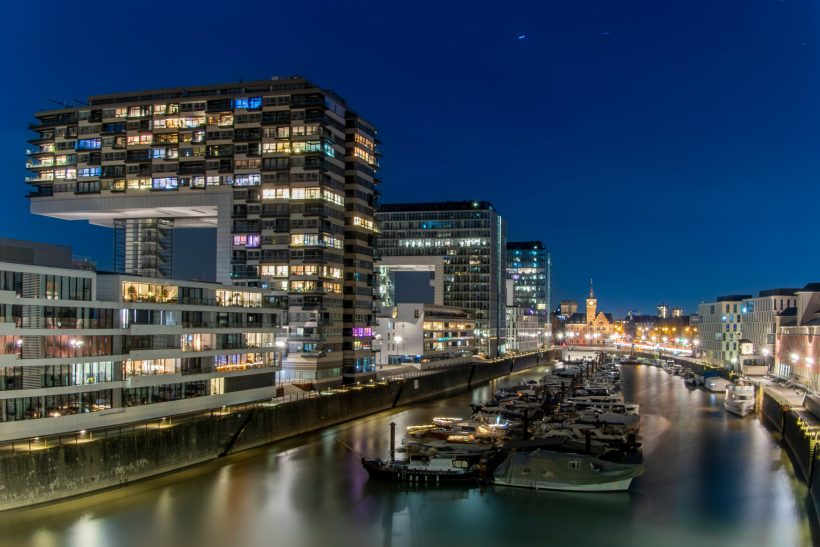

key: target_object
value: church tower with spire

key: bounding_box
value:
[586,278,597,325]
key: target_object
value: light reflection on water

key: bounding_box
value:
[0,365,813,547]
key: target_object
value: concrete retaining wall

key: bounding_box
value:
[0,350,555,511]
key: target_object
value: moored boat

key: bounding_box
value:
[362,454,482,483]
[724,379,755,416]
[492,448,643,492]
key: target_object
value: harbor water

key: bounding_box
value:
[0,364,813,547]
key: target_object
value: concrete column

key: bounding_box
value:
[114,218,174,278]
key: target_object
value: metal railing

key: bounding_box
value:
[0,350,550,454]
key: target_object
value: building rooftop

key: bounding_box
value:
[800,283,820,292]
[0,238,74,269]
[35,76,339,114]
[507,241,546,251]
[716,294,753,302]
[378,201,495,213]
[758,288,799,297]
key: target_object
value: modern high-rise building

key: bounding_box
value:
[506,241,550,326]
[376,201,507,357]
[657,303,669,319]
[26,77,379,384]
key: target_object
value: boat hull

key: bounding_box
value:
[493,476,636,492]
[724,401,755,417]
[361,459,480,483]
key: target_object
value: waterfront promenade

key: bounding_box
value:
[0,351,552,510]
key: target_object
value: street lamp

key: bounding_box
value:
[394,336,403,365]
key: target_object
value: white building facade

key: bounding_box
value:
[0,260,286,441]
[697,295,749,367]
[373,304,475,367]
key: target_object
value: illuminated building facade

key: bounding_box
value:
[25,77,379,384]
[373,304,475,366]
[740,289,797,359]
[775,284,820,389]
[376,201,507,357]
[0,242,285,441]
[697,295,750,367]
[562,281,616,345]
[506,241,550,331]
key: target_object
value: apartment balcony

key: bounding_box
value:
[27,186,53,198]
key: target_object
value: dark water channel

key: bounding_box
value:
[0,365,812,547]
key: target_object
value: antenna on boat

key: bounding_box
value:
[389,422,396,462]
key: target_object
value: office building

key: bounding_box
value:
[740,289,798,359]
[26,77,379,384]
[671,307,684,318]
[376,201,507,357]
[373,304,475,366]
[0,244,285,441]
[697,295,750,367]
[506,241,550,326]
[505,307,541,352]
[657,303,669,319]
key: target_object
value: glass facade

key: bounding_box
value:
[0,264,285,428]
[376,201,506,357]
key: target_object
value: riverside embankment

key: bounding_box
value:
[0,350,554,511]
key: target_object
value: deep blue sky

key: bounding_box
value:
[3,0,820,316]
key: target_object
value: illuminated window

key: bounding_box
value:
[290,280,317,292]
[126,133,153,146]
[354,133,374,149]
[54,168,76,180]
[354,146,375,164]
[261,265,288,277]
[78,167,101,177]
[234,174,260,186]
[291,265,317,276]
[291,187,321,200]
[233,234,260,248]
[76,138,101,150]
[152,177,178,190]
[234,97,261,109]
[322,190,344,206]
[352,216,375,230]
[324,282,342,294]
[127,178,152,190]
[291,141,321,154]
[262,187,290,199]
[291,234,320,247]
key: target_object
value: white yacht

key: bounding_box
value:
[724,380,755,417]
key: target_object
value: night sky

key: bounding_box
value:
[3,0,820,316]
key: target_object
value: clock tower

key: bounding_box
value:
[586,279,597,325]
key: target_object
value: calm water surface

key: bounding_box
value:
[0,365,813,547]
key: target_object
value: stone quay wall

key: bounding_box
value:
[0,351,555,511]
